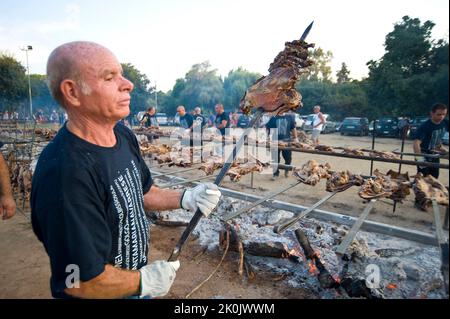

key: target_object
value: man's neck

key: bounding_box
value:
[66,115,117,147]
[431,118,441,125]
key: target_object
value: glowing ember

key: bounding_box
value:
[386,283,397,290]
[333,274,341,284]
[308,261,318,274]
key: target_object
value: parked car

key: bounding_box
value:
[303,113,335,133]
[374,117,400,138]
[236,113,250,128]
[293,113,304,129]
[408,116,428,139]
[340,117,370,136]
[443,131,449,145]
[156,113,168,126]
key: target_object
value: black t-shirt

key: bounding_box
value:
[0,140,3,148]
[179,113,194,129]
[141,113,158,127]
[266,115,295,141]
[214,112,230,135]
[193,114,207,128]
[31,123,153,298]
[414,119,449,153]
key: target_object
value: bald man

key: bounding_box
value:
[31,42,221,299]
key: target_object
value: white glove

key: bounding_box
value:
[293,138,300,143]
[181,183,221,217]
[139,260,180,298]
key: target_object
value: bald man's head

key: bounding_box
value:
[46,41,113,107]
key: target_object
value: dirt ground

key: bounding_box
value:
[0,129,447,299]
[0,211,313,299]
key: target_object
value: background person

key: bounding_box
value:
[413,103,448,179]
[311,105,325,145]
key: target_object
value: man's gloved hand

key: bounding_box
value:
[139,260,180,298]
[293,137,300,144]
[181,183,221,217]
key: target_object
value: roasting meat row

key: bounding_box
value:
[413,174,449,211]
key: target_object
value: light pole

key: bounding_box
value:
[154,82,158,109]
[21,45,33,120]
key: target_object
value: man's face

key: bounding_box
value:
[177,108,185,116]
[313,108,320,114]
[149,109,156,116]
[77,49,134,122]
[430,109,447,124]
[215,105,222,114]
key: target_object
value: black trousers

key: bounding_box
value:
[417,157,440,179]
[273,149,292,176]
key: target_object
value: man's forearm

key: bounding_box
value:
[0,155,13,197]
[65,264,140,299]
[413,140,422,155]
[143,186,183,211]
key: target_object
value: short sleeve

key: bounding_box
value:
[32,165,111,296]
[414,122,428,141]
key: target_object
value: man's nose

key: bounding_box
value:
[120,76,134,92]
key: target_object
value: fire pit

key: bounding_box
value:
[150,196,448,299]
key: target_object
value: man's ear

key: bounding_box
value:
[60,79,81,107]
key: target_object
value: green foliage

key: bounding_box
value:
[302,47,333,82]
[365,16,448,117]
[121,63,153,115]
[0,52,27,110]
[223,67,262,111]
[336,62,351,84]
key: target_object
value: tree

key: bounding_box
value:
[0,52,27,111]
[165,61,224,114]
[336,62,351,84]
[121,63,153,115]
[365,16,449,116]
[301,47,333,82]
[223,67,262,110]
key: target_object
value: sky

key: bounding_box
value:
[0,0,448,92]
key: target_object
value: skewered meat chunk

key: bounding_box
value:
[199,156,225,175]
[342,148,365,156]
[413,174,449,211]
[326,171,364,192]
[294,160,331,186]
[154,153,172,164]
[359,169,411,202]
[240,39,314,115]
[227,161,265,182]
[369,150,399,160]
[139,142,171,156]
[315,145,334,152]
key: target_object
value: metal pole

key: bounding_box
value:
[370,120,377,176]
[24,47,33,119]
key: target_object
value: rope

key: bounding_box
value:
[185,228,230,299]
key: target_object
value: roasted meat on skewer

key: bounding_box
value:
[293,160,331,186]
[326,171,364,192]
[240,37,314,115]
[358,169,411,202]
[227,161,266,182]
[139,142,171,156]
[315,144,334,152]
[413,174,449,211]
[368,150,399,160]
[342,148,365,156]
